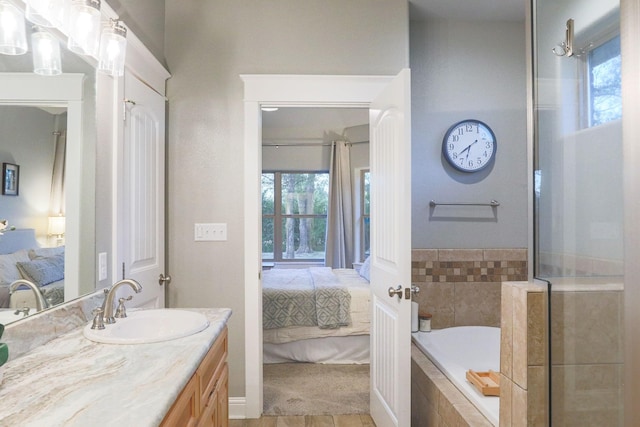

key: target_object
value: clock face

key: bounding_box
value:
[442,120,496,172]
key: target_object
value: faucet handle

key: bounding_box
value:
[91,307,105,330]
[115,296,133,319]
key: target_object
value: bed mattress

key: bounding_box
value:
[263,268,370,344]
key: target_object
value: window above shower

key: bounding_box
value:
[576,13,622,128]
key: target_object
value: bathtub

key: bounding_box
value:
[412,326,500,426]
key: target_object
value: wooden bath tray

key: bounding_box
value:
[466,369,500,396]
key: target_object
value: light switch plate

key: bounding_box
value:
[195,223,228,241]
[98,252,108,281]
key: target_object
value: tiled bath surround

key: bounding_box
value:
[500,281,547,427]
[411,249,528,329]
[412,345,493,427]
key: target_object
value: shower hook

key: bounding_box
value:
[552,18,575,57]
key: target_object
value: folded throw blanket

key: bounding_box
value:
[262,267,351,329]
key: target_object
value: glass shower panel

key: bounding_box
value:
[533,0,624,425]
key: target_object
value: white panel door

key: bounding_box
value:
[369,69,412,427]
[117,71,166,308]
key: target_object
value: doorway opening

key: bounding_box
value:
[241,74,387,418]
[260,106,370,415]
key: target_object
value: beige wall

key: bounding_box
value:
[164,0,409,397]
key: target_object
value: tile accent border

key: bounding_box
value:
[412,249,528,329]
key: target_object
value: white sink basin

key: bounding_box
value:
[0,309,31,324]
[83,309,209,344]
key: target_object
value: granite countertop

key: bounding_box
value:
[0,308,232,427]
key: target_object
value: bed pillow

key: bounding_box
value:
[28,246,65,260]
[16,253,65,287]
[0,249,30,286]
[359,256,371,282]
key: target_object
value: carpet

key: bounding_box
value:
[263,363,370,416]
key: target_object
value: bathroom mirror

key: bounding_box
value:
[0,33,98,324]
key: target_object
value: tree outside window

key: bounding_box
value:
[262,172,329,262]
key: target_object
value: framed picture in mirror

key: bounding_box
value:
[2,163,19,196]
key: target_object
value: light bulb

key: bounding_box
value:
[98,20,127,77]
[32,29,61,75]
[67,0,100,56]
[0,1,28,55]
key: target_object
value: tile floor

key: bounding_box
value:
[229,414,376,427]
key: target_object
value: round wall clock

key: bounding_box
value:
[442,119,496,172]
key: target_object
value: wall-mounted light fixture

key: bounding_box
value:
[67,0,101,56]
[48,214,65,246]
[32,26,61,75]
[98,19,126,77]
[25,0,69,28]
[0,0,27,55]
[0,0,128,77]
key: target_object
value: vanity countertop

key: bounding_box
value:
[0,308,232,427]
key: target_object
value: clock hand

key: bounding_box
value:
[460,140,478,160]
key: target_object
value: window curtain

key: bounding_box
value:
[49,131,66,216]
[325,140,354,268]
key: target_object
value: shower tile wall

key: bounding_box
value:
[411,249,527,328]
[550,286,624,426]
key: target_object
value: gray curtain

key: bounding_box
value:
[325,140,354,268]
[49,131,66,216]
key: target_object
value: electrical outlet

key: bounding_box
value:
[195,223,228,241]
[98,252,108,281]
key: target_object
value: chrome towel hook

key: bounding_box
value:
[553,19,575,57]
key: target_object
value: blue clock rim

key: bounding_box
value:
[441,119,497,173]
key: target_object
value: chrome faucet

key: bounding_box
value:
[102,279,143,324]
[9,280,49,312]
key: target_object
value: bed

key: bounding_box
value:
[262,259,371,364]
[0,229,65,311]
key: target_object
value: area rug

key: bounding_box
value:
[263,363,370,416]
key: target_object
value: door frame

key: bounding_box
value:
[241,74,397,418]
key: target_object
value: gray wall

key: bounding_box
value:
[106,0,167,66]
[164,0,409,397]
[0,107,58,241]
[410,19,528,249]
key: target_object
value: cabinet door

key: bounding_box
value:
[197,392,217,427]
[161,375,199,427]
[216,364,229,427]
[198,364,228,427]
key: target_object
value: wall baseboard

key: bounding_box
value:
[229,397,248,419]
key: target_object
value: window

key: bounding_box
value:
[587,34,621,127]
[262,172,329,262]
[358,169,370,262]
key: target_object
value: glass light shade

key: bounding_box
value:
[26,1,53,27]
[25,0,69,28]
[67,0,100,56]
[48,216,65,236]
[32,30,61,75]
[98,20,126,77]
[0,1,28,55]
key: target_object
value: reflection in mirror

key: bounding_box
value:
[0,27,97,325]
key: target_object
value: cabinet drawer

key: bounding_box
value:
[197,327,228,407]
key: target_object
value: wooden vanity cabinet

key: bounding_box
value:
[161,327,228,427]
